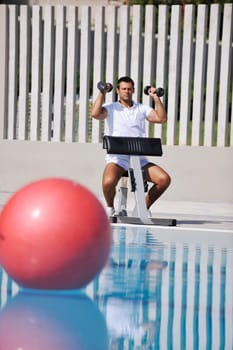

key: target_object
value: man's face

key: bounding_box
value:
[116,82,134,101]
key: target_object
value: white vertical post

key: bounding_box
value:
[0,5,8,140]
[179,5,194,145]
[41,6,54,141]
[217,4,233,146]
[142,5,156,137]
[118,5,130,77]
[7,6,18,140]
[92,6,105,143]
[7,5,19,140]
[166,5,181,145]
[154,5,168,139]
[65,6,78,143]
[104,5,117,135]
[78,5,91,142]
[191,5,208,146]
[18,5,30,140]
[53,5,66,142]
[105,5,117,103]
[30,5,42,141]
[204,4,220,146]
[130,5,143,102]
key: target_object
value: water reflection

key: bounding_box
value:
[0,291,108,350]
[97,226,167,300]
[0,225,233,350]
[95,226,233,349]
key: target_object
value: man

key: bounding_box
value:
[91,76,171,217]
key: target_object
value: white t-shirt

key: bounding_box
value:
[104,101,153,137]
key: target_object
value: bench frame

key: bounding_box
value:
[103,136,176,226]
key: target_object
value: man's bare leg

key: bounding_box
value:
[144,164,171,209]
[102,163,126,208]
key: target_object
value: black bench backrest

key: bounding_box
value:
[103,136,163,156]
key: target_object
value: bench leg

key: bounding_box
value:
[130,156,154,224]
[117,177,128,216]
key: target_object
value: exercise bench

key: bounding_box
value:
[103,135,176,226]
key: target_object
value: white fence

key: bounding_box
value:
[0,3,232,146]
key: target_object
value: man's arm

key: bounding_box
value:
[91,92,108,120]
[146,88,167,124]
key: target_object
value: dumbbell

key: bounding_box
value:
[144,85,164,97]
[97,81,113,93]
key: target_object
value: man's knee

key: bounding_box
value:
[103,174,118,190]
[158,172,171,189]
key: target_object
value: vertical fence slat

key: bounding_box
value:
[18,5,30,140]
[142,5,156,137]
[65,6,78,143]
[118,5,130,77]
[142,5,156,93]
[204,4,220,146]
[41,6,54,141]
[104,5,117,135]
[105,5,117,103]
[30,5,42,141]
[166,6,182,145]
[53,5,66,142]
[154,5,168,139]
[217,4,233,147]
[191,5,208,146]
[8,6,18,140]
[130,5,143,101]
[179,5,195,145]
[0,5,8,140]
[78,6,91,142]
[92,6,105,143]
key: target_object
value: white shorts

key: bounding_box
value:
[105,154,150,171]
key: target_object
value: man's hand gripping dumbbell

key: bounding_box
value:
[97,81,113,94]
[144,85,164,97]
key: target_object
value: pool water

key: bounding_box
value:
[0,225,233,350]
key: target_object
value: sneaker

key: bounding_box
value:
[106,207,116,217]
[118,209,127,217]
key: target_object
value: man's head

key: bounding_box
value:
[116,76,135,89]
[116,76,135,104]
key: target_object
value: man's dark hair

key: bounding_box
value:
[116,76,135,88]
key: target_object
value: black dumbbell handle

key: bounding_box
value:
[97,81,113,93]
[144,86,164,97]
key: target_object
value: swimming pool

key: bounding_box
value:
[0,224,233,349]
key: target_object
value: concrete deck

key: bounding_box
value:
[107,198,233,231]
[149,200,233,231]
[1,191,232,232]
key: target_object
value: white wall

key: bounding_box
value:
[1,140,232,202]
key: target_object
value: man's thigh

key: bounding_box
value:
[143,163,168,183]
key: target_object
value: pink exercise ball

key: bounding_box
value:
[0,178,112,290]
